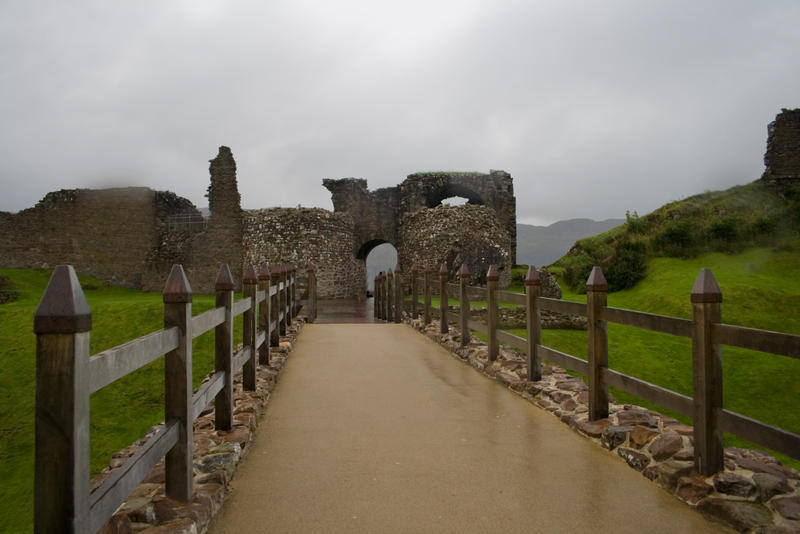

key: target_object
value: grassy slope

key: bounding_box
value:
[0,269,241,533]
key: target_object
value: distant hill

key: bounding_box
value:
[517,218,624,267]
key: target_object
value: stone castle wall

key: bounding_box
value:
[243,208,364,299]
[398,204,513,288]
[0,187,196,288]
[762,108,800,184]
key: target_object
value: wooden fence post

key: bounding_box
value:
[586,266,609,420]
[270,264,280,348]
[459,264,470,347]
[487,264,499,361]
[526,266,542,381]
[394,264,403,323]
[290,265,297,319]
[242,265,258,391]
[34,265,91,533]
[374,274,380,320]
[215,264,235,430]
[278,265,287,336]
[307,266,317,323]
[386,269,394,322]
[163,264,193,502]
[439,262,449,333]
[424,267,432,325]
[691,268,724,476]
[411,266,418,319]
[258,262,271,365]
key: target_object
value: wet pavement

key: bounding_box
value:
[208,324,729,534]
[314,297,375,323]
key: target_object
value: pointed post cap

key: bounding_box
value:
[486,264,499,282]
[439,262,448,276]
[34,265,92,333]
[271,264,282,276]
[425,266,433,274]
[586,266,607,291]
[691,268,722,303]
[459,264,470,279]
[243,264,258,284]
[258,262,271,281]
[394,263,402,274]
[215,264,235,291]
[525,265,541,286]
[387,269,394,277]
[307,264,315,273]
[163,264,192,303]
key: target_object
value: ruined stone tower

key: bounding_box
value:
[761,108,800,184]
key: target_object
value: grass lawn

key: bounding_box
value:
[475,249,800,470]
[0,269,242,533]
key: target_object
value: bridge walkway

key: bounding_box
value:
[208,323,728,533]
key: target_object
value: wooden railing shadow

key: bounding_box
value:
[33,262,317,532]
[375,262,800,476]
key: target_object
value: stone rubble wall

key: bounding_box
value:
[96,320,304,534]
[0,187,197,288]
[243,207,364,299]
[762,108,800,184]
[398,204,513,288]
[408,315,800,533]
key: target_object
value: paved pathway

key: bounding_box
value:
[209,324,728,533]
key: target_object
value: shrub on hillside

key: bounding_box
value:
[709,216,738,242]
[604,240,647,291]
[561,254,595,293]
[625,210,647,234]
[656,220,696,257]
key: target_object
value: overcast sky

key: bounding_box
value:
[1,1,798,225]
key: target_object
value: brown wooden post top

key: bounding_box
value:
[524,265,540,287]
[34,265,92,333]
[691,268,723,303]
[216,263,235,291]
[163,264,192,303]
[34,265,92,533]
[486,264,499,361]
[586,266,609,421]
[691,268,723,476]
[525,265,542,381]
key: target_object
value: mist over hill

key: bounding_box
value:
[517,218,624,267]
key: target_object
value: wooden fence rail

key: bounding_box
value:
[34,261,313,533]
[383,263,800,476]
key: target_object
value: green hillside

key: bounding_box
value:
[551,179,800,293]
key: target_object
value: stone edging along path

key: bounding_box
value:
[405,316,800,534]
[94,319,304,534]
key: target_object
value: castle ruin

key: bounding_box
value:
[0,149,517,297]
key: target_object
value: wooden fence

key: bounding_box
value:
[376,263,800,476]
[33,262,317,533]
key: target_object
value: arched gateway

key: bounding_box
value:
[324,171,517,284]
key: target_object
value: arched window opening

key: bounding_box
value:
[440,196,469,206]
